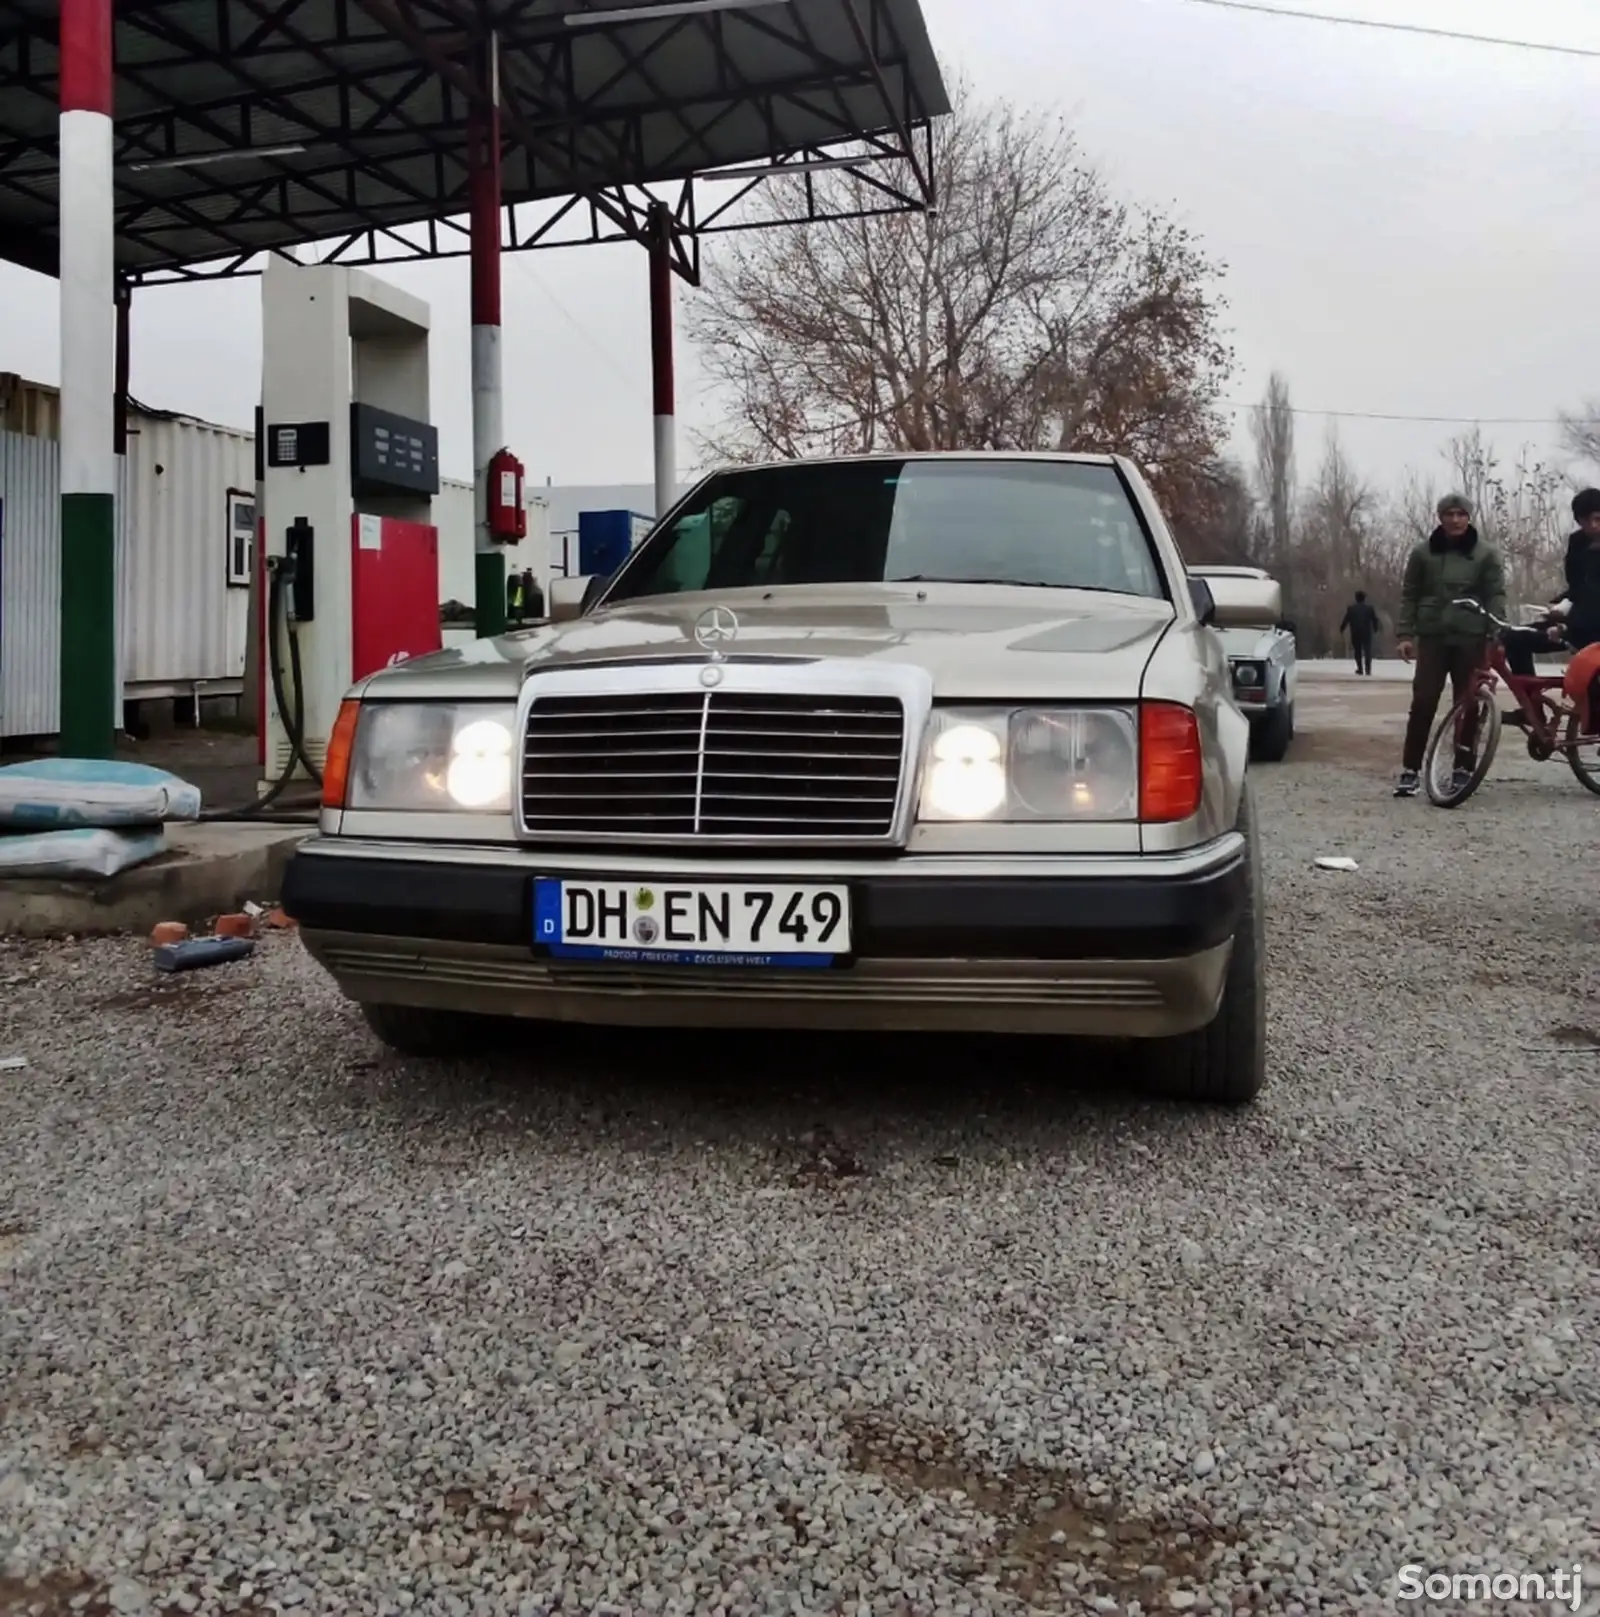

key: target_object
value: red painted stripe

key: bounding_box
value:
[649,222,674,416]
[256,522,268,767]
[59,0,113,116]
[468,99,501,327]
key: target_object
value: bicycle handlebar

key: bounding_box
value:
[1449,597,1560,636]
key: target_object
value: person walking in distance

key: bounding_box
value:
[1339,590,1380,675]
[1393,493,1506,797]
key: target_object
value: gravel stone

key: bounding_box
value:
[3,676,1600,1615]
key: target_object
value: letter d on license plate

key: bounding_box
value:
[533,879,850,967]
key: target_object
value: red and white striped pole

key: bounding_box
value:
[470,32,506,638]
[648,202,676,520]
[58,0,117,757]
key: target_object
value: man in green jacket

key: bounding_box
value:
[1393,493,1506,797]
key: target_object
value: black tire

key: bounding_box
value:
[1141,782,1266,1105]
[1250,702,1292,763]
[359,1000,502,1058]
[1564,707,1600,797]
[1422,688,1499,807]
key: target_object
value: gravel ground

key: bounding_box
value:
[4,691,1600,1617]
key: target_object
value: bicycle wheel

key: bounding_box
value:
[1423,687,1500,807]
[1563,707,1600,797]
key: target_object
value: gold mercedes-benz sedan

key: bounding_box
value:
[282,451,1267,1103]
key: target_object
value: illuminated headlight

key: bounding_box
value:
[917,707,1138,822]
[1231,661,1266,689]
[346,702,517,813]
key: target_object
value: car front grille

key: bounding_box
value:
[519,690,907,840]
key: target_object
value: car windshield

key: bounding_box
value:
[601,458,1168,606]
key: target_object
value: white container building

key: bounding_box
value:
[0,373,548,739]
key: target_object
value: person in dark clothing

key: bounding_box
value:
[1393,493,1506,797]
[1502,488,1600,695]
[1552,488,1600,647]
[1549,489,1600,735]
[1339,590,1380,674]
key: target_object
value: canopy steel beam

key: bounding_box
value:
[0,0,947,283]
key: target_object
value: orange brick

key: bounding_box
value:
[149,921,189,948]
[213,913,257,939]
[263,906,297,930]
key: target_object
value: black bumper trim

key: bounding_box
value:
[281,847,1245,962]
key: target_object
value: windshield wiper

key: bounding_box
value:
[890,574,1056,588]
[890,575,1128,593]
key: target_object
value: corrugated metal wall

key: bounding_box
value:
[0,430,130,739]
[122,414,254,689]
[0,373,62,441]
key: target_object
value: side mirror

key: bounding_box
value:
[580,573,611,614]
[1188,577,1216,626]
[548,575,593,622]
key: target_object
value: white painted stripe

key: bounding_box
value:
[653,413,676,520]
[59,110,116,497]
[471,322,503,554]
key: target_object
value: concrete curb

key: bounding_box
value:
[0,824,312,940]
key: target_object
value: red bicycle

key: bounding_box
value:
[1421,599,1600,806]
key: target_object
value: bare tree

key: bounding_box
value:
[1557,399,1600,474]
[686,76,1235,512]
[1248,371,1296,574]
[1168,456,1255,565]
[1444,428,1566,610]
[1393,466,1441,543]
[1288,429,1378,655]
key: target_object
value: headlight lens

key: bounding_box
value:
[918,707,1138,822]
[1232,661,1265,688]
[346,702,517,813]
[926,722,1008,819]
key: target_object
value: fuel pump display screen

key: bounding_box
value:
[350,403,440,496]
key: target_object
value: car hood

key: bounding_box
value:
[1212,625,1282,659]
[362,583,1178,702]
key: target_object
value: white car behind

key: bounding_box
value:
[1188,565,1297,762]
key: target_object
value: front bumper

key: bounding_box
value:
[283,835,1247,1039]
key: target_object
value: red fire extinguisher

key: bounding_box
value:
[488,447,527,542]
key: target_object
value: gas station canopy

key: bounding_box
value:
[0,0,949,285]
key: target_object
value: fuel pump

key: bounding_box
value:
[256,259,443,796]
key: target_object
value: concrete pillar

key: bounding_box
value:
[649,202,676,521]
[58,0,117,757]
[470,33,506,638]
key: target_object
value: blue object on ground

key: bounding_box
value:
[0,758,202,830]
[0,826,167,879]
[153,936,256,973]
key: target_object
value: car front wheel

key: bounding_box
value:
[1250,701,1293,762]
[1141,783,1266,1105]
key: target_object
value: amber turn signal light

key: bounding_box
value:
[1139,702,1203,823]
[321,698,362,810]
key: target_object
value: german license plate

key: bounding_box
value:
[533,879,850,967]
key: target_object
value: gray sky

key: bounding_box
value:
[3,0,1597,504]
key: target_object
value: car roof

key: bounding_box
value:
[704,449,1123,476]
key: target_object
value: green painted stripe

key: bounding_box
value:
[475,549,508,638]
[60,491,117,758]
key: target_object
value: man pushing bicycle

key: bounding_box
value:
[1393,493,1506,798]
